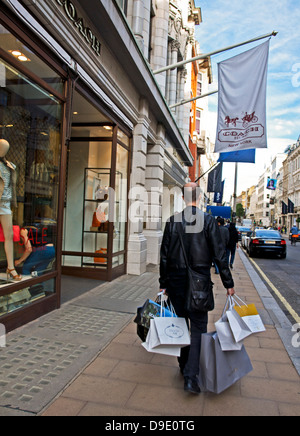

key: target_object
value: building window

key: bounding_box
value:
[116,0,128,14]
[197,73,202,96]
[195,110,201,134]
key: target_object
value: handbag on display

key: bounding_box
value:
[178,226,215,313]
[0,225,20,242]
[92,212,101,228]
[94,248,107,263]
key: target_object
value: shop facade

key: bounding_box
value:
[0,0,193,332]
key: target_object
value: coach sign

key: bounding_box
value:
[215,41,269,153]
[56,0,101,56]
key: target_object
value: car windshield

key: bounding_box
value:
[255,230,280,238]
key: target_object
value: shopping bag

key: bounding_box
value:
[142,319,181,357]
[199,331,253,394]
[134,298,176,330]
[215,297,243,351]
[233,295,266,333]
[226,299,252,343]
[150,316,191,349]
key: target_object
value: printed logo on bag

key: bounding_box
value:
[164,324,184,339]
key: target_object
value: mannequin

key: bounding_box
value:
[0,139,21,281]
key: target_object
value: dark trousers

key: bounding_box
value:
[167,270,208,381]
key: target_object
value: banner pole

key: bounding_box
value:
[169,89,218,109]
[195,162,218,183]
[233,162,238,214]
[153,31,277,75]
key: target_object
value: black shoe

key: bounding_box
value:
[184,377,201,394]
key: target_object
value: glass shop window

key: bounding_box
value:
[0,23,63,315]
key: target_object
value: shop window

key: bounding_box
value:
[62,90,130,274]
[0,278,55,317]
[0,51,62,315]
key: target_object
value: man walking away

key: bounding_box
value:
[215,217,229,274]
[159,183,235,394]
[227,222,239,269]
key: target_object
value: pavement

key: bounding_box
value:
[0,250,299,417]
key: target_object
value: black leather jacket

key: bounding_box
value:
[160,207,234,290]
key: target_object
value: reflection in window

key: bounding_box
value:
[0,23,64,94]
[0,278,56,316]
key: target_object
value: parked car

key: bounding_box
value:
[236,226,252,242]
[241,231,253,249]
[245,229,286,259]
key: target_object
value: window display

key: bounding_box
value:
[62,90,130,277]
[0,24,63,316]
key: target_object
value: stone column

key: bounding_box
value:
[143,124,166,265]
[168,40,180,111]
[127,98,149,275]
[150,0,169,94]
[132,0,145,52]
[177,68,187,132]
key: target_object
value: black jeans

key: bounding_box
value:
[167,270,208,381]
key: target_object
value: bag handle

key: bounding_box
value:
[157,292,177,318]
[222,295,235,316]
[231,294,248,308]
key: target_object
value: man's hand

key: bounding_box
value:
[227,288,235,296]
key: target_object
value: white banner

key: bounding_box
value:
[215,40,270,153]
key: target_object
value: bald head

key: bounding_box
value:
[182,182,201,206]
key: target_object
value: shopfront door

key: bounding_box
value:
[62,90,130,281]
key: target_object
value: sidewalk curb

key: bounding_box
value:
[238,249,300,376]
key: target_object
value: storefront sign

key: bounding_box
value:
[56,0,101,56]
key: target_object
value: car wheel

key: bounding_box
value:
[280,253,286,259]
[249,248,255,258]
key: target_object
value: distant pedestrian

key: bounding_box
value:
[215,217,229,274]
[227,222,239,269]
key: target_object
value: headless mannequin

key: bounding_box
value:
[0,139,21,281]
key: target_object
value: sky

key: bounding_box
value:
[194,0,300,202]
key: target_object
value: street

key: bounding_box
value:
[241,239,300,326]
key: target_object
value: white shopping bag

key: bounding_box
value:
[226,301,252,343]
[142,319,181,357]
[233,295,266,334]
[215,297,243,351]
[150,316,191,348]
